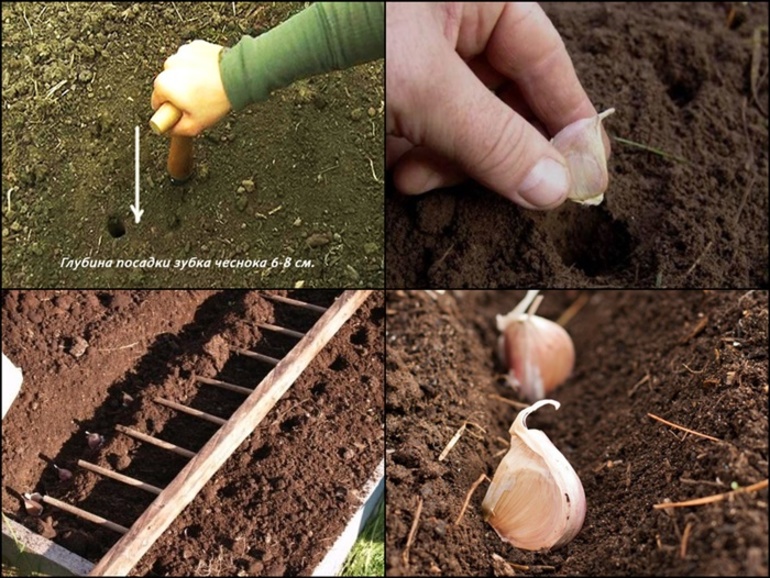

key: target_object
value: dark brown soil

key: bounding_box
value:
[386,2,769,288]
[1,290,384,576]
[386,290,768,576]
[2,2,384,288]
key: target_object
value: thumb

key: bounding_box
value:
[401,49,571,210]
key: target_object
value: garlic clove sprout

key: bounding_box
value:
[23,492,44,516]
[482,399,585,551]
[551,108,615,206]
[496,291,575,402]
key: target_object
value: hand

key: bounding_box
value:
[151,40,232,137]
[386,2,608,210]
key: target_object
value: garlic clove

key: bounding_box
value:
[54,464,73,482]
[23,492,44,516]
[85,431,105,450]
[496,291,575,402]
[551,108,615,206]
[482,400,585,551]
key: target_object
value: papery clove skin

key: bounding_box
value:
[482,400,586,551]
[496,291,575,402]
[552,108,615,206]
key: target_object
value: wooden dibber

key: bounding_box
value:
[149,102,193,184]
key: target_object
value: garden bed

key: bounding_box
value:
[386,290,768,576]
[386,2,768,288]
[2,289,384,576]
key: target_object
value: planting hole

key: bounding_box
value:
[543,203,634,277]
[107,214,126,238]
[330,354,349,371]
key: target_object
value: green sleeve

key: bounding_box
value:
[220,2,384,111]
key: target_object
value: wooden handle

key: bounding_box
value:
[149,102,182,135]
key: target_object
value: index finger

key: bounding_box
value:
[486,3,598,136]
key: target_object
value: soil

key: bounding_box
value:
[386,2,769,288]
[1,289,385,576]
[1,2,384,289]
[386,290,768,576]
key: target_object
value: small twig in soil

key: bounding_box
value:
[679,316,709,345]
[612,136,691,164]
[653,479,768,509]
[648,412,722,443]
[593,459,624,473]
[95,341,139,352]
[21,7,33,36]
[438,421,485,461]
[734,174,757,226]
[492,555,556,574]
[171,2,185,22]
[367,157,382,183]
[627,373,650,398]
[454,473,490,526]
[556,292,589,327]
[402,496,423,567]
[492,436,509,458]
[741,97,755,171]
[680,521,694,559]
[433,242,456,269]
[679,477,728,489]
[487,393,529,410]
[316,161,340,182]
[683,241,713,280]
[682,362,707,375]
[438,422,467,462]
[750,26,768,116]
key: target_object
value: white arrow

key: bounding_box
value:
[130,125,144,223]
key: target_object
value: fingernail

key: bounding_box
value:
[517,158,569,208]
[415,170,442,194]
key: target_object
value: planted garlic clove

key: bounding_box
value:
[496,291,575,402]
[23,492,44,516]
[85,431,105,450]
[552,108,615,206]
[54,464,73,482]
[482,400,585,551]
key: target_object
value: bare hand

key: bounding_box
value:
[151,40,232,137]
[386,2,608,210]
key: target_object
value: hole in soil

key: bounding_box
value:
[252,443,272,460]
[666,79,699,107]
[218,485,238,498]
[280,415,303,432]
[186,524,202,538]
[543,203,634,277]
[350,327,368,346]
[107,214,126,238]
[329,355,349,371]
[370,306,385,324]
[311,381,327,396]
